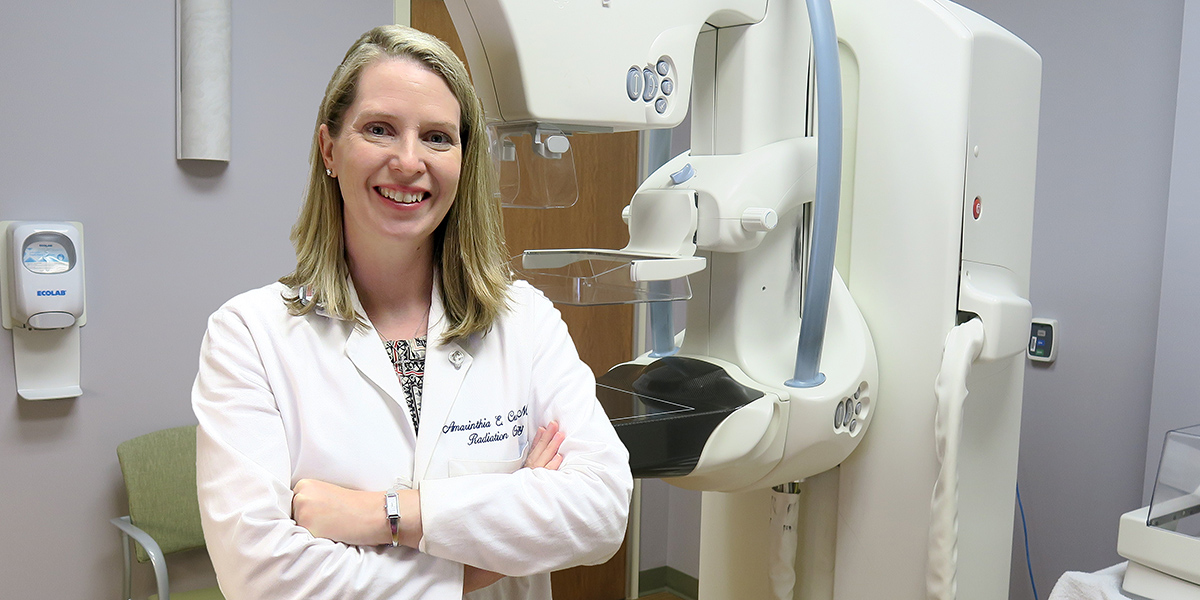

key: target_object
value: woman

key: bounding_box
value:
[192,25,632,599]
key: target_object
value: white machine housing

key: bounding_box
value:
[444,0,766,131]
[444,0,1040,599]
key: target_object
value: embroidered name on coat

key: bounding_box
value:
[468,431,510,445]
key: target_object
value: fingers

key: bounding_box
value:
[530,421,558,467]
[543,429,565,460]
[524,427,546,469]
[546,453,563,470]
[525,421,564,469]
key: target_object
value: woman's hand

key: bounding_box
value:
[525,420,565,470]
[292,423,566,594]
[462,421,566,595]
[292,480,421,547]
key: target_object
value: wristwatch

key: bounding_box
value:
[384,491,401,547]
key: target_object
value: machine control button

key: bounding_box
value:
[627,67,642,101]
[834,403,844,429]
[740,208,778,232]
[670,163,695,185]
[661,78,674,96]
[655,98,668,114]
[657,59,670,76]
[843,399,853,426]
[855,401,862,415]
[849,419,858,434]
[643,69,658,102]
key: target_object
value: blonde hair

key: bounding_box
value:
[280,25,510,341]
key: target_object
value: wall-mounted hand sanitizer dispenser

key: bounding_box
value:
[1,221,86,400]
[7,223,86,329]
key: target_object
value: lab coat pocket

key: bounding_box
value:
[446,455,526,477]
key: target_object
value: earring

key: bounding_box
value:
[326,169,334,177]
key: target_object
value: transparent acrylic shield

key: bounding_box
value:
[510,251,693,306]
[488,126,520,203]
[1148,424,1200,537]
[598,381,695,423]
[489,124,579,209]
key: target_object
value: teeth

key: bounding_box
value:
[379,187,423,204]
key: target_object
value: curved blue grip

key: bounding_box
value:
[787,0,842,388]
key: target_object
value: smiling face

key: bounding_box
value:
[319,58,463,263]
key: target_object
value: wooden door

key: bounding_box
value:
[410,3,637,599]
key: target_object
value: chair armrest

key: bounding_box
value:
[111,516,170,600]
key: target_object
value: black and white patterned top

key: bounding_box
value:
[383,335,426,434]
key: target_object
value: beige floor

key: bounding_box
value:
[639,593,686,600]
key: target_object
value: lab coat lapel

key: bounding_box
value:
[413,285,472,482]
[342,280,418,440]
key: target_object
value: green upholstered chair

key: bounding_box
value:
[111,425,223,600]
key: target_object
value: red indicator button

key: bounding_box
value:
[972,197,982,220]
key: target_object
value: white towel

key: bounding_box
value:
[1048,562,1131,600]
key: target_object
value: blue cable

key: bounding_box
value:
[1017,483,1040,600]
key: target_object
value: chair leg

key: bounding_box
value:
[121,531,133,600]
[111,516,170,600]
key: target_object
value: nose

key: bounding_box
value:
[388,136,425,175]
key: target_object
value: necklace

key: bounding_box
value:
[411,301,431,339]
[377,301,431,342]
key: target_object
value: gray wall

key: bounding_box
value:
[0,2,389,597]
[638,479,703,579]
[1147,0,1200,501]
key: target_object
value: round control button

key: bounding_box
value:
[834,403,844,429]
[626,67,642,101]
[655,98,667,114]
[642,69,658,102]
[661,78,674,96]
[855,401,862,416]
[849,419,858,434]
[657,59,670,76]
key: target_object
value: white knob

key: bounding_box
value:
[740,208,778,232]
[621,205,632,225]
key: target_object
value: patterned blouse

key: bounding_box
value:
[383,335,427,434]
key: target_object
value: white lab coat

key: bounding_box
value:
[193,279,632,600]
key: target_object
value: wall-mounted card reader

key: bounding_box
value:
[1028,318,1057,363]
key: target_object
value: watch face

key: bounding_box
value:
[386,493,400,516]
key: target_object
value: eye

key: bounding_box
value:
[365,123,391,137]
[427,131,456,147]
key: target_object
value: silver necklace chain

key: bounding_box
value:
[377,301,431,342]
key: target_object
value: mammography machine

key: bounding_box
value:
[442,1,1041,599]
